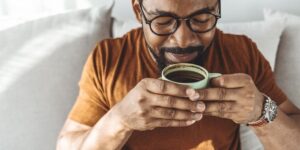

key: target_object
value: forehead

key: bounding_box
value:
[143,0,218,16]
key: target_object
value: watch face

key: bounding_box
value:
[266,99,278,122]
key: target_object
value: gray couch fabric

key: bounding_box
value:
[0,5,113,150]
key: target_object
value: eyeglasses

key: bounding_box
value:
[139,1,221,36]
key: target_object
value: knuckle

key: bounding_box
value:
[164,96,175,107]
[136,93,145,103]
[243,75,253,85]
[198,89,208,100]
[179,121,188,127]
[138,78,149,88]
[217,103,226,117]
[133,88,147,102]
[218,88,227,100]
[160,120,171,127]
[225,113,232,119]
[143,118,152,126]
[156,80,167,92]
[164,109,176,118]
[137,107,147,116]
[243,74,252,80]
[140,109,148,117]
[226,103,233,112]
[218,102,226,112]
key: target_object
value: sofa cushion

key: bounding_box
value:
[217,19,284,71]
[264,9,300,108]
[0,1,113,149]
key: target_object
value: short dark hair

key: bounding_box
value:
[139,0,221,16]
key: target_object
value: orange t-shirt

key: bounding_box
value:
[68,28,287,150]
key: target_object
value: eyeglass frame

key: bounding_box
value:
[139,0,222,36]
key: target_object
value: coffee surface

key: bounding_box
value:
[166,71,205,83]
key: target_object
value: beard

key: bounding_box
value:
[146,44,208,72]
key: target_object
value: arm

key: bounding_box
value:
[57,79,205,150]
[57,111,133,150]
[252,100,300,150]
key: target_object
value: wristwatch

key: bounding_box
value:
[247,93,278,127]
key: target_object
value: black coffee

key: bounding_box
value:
[166,71,205,83]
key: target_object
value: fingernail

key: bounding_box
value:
[187,120,196,125]
[193,114,203,120]
[186,88,199,101]
[197,102,205,111]
[191,93,200,101]
[186,88,195,96]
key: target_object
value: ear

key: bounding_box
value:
[132,0,142,23]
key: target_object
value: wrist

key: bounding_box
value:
[105,107,134,134]
[247,93,278,127]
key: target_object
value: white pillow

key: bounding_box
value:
[112,18,141,37]
[217,19,285,71]
[0,0,113,149]
[112,18,284,71]
[264,8,300,25]
[264,9,300,108]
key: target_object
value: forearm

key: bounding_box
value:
[252,109,300,150]
[81,110,134,150]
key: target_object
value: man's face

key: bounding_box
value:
[137,0,220,70]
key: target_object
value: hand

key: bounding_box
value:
[111,78,206,131]
[187,73,265,124]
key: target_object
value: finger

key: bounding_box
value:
[211,73,254,88]
[204,102,238,113]
[150,107,203,121]
[192,88,239,101]
[152,119,197,128]
[204,111,235,120]
[138,78,189,97]
[150,94,206,112]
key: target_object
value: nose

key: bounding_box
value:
[171,21,197,47]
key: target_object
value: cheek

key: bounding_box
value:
[143,23,168,53]
[196,28,216,48]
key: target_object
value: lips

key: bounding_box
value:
[165,51,198,63]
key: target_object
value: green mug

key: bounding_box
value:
[161,63,222,89]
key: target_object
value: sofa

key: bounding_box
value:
[0,0,299,149]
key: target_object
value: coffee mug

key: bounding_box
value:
[161,63,222,89]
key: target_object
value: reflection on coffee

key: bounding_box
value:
[166,71,205,83]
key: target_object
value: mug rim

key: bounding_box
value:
[161,63,209,85]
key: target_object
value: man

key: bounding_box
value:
[57,0,300,149]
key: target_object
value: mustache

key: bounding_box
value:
[161,45,205,54]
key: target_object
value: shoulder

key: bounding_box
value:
[87,28,144,73]
[93,28,143,60]
[97,28,143,52]
[216,29,262,64]
[216,29,257,53]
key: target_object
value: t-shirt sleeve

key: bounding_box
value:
[68,44,109,127]
[248,39,288,105]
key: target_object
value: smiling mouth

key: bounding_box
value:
[165,51,199,63]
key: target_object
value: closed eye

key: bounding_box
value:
[191,18,209,24]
